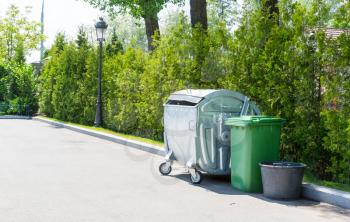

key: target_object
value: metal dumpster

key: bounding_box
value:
[158,89,260,184]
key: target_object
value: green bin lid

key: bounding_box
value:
[225,115,285,126]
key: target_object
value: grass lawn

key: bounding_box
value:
[37,116,164,148]
[303,171,350,193]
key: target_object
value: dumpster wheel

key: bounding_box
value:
[190,170,202,184]
[159,162,172,175]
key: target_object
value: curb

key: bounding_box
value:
[33,117,350,209]
[0,115,31,119]
[33,117,165,157]
[302,183,350,209]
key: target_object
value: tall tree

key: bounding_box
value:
[106,29,124,56]
[190,0,208,30]
[83,0,181,51]
[76,26,89,49]
[0,5,43,62]
[50,33,67,55]
[14,42,26,64]
[142,1,161,51]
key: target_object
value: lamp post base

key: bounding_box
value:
[94,101,102,127]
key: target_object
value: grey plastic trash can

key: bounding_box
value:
[158,89,260,184]
[260,162,306,200]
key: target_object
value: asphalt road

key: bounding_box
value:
[0,119,349,222]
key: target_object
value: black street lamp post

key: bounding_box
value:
[94,17,108,127]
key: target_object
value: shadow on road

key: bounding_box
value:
[170,172,350,216]
[45,124,64,129]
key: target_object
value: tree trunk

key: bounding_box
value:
[190,0,208,30]
[144,14,160,51]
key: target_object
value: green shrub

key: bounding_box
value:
[320,32,350,183]
[103,47,147,134]
[0,62,37,115]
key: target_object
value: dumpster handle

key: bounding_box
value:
[240,96,250,116]
[199,124,217,169]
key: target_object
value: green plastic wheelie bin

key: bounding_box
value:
[225,116,285,193]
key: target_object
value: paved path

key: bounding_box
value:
[0,119,349,222]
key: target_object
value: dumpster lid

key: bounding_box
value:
[225,116,285,126]
[167,89,218,105]
[171,89,219,98]
[167,95,203,105]
[167,89,247,105]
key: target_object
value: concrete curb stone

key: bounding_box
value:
[0,115,31,119]
[33,117,165,157]
[302,183,350,209]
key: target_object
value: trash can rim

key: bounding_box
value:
[259,161,306,168]
[225,116,286,126]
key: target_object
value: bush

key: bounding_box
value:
[320,33,350,184]
[0,62,37,115]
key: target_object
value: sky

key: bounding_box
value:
[0,0,186,63]
[0,0,103,63]
[0,0,243,63]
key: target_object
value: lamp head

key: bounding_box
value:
[95,17,108,42]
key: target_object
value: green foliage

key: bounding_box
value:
[304,170,350,193]
[321,32,350,183]
[76,26,89,49]
[107,14,148,49]
[39,33,95,124]
[332,1,350,28]
[104,47,146,134]
[40,0,350,184]
[0,5,42,115]
[82,0,183,18]
[0,5,43,62]
[106,29,124,56]
[83,0,185,50]
[0,62,38,114]
[219,0,334,179]
[48,32,67,55]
